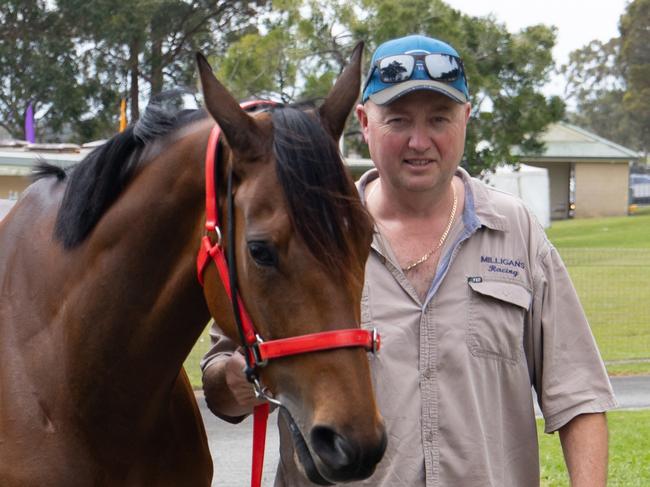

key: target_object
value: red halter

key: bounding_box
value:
[196,101,380,487]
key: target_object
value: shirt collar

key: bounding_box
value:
[455,167,509,232]
[357,166,509,233]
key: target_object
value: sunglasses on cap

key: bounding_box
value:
[363,53,465,92]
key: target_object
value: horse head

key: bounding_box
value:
[196,44,387,484]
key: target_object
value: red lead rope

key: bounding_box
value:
[252,403,270,487]
[196,103,380,487]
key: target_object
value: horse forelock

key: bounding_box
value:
[270,107,373,288]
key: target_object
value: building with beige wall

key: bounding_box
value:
[350,123,639,220]
[519,123,640,219]
[0,143,91,199]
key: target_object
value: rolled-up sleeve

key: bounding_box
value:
[200,321,250,424]
[531,245,618,433]
[200,320,239,373]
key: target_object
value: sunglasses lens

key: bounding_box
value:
[424,54,461,81]
[378,55,415,83]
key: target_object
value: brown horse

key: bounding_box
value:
[0,45,386,486]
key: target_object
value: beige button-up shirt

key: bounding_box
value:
[204,168,618,487]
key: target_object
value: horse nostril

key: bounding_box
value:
[310,425,358,472]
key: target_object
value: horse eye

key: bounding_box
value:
[247,241,278,267]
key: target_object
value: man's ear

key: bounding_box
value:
[355,103,369,143]
[463,102,472,125]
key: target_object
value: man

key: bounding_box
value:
[202,34,617,486]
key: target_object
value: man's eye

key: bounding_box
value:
[247,241,278,267]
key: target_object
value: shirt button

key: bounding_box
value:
[423,367,432,379]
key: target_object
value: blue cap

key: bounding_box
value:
[362,35,469,105]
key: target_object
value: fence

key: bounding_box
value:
[558,248,650,364]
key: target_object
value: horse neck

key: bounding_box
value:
[65,124,212,411]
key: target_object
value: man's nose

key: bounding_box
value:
[407,123,433,152]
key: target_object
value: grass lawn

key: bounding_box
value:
[607,361,650,376]
[184,323,212,388]
[539,410,650,486]
[545,212,650,375]
[545,209,650,248]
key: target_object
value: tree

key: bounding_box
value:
[0,0,87,141]
[562,0,649,154]
[351,0,565,175]
[216,0,564,175]
[619,0,650,154]
[561,39,637,150]
[56,0,267,130]
[214,0,356,103]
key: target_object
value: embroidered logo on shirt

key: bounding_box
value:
[480,256,525,278]
[468,276,483,283]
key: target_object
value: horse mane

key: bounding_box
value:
[51,92,206,249]
[48,95,372,283]
[271,106,373,285]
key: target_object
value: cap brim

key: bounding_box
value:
[368,79,467,105]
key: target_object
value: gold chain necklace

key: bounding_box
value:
[402,182,457,272]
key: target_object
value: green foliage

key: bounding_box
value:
[563,0,649,154]
[3,0,268,141]
[216,28,299,102]
[58,0,267,123]
[0,0,88,140]
[619,0,650,154]
[562,39,639,152]
[2,0,564,154]
[461,21,564,175]
[213,0,563,176]
[356,0,564,175]
[215,0,358,104]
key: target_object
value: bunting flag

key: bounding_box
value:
[119,98,127,132]
[25,102,35,143]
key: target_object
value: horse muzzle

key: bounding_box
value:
[281,408,387,484]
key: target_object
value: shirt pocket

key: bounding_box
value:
[466,279,531,364]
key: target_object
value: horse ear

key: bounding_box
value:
[196,53,264,156]
[318,42,364,142]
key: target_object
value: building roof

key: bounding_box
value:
[515,122,641,162]
[0,141,95,176]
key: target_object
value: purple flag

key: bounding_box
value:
[25,103,35,143]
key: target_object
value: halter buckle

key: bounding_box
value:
[251,334,268,368]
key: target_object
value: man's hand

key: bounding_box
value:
[224,351,266,408]
[202,350,265,419]
[559,412,609,486]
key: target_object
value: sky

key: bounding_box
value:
[444,0,630,97]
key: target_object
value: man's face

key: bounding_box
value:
[356,90,471,194]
